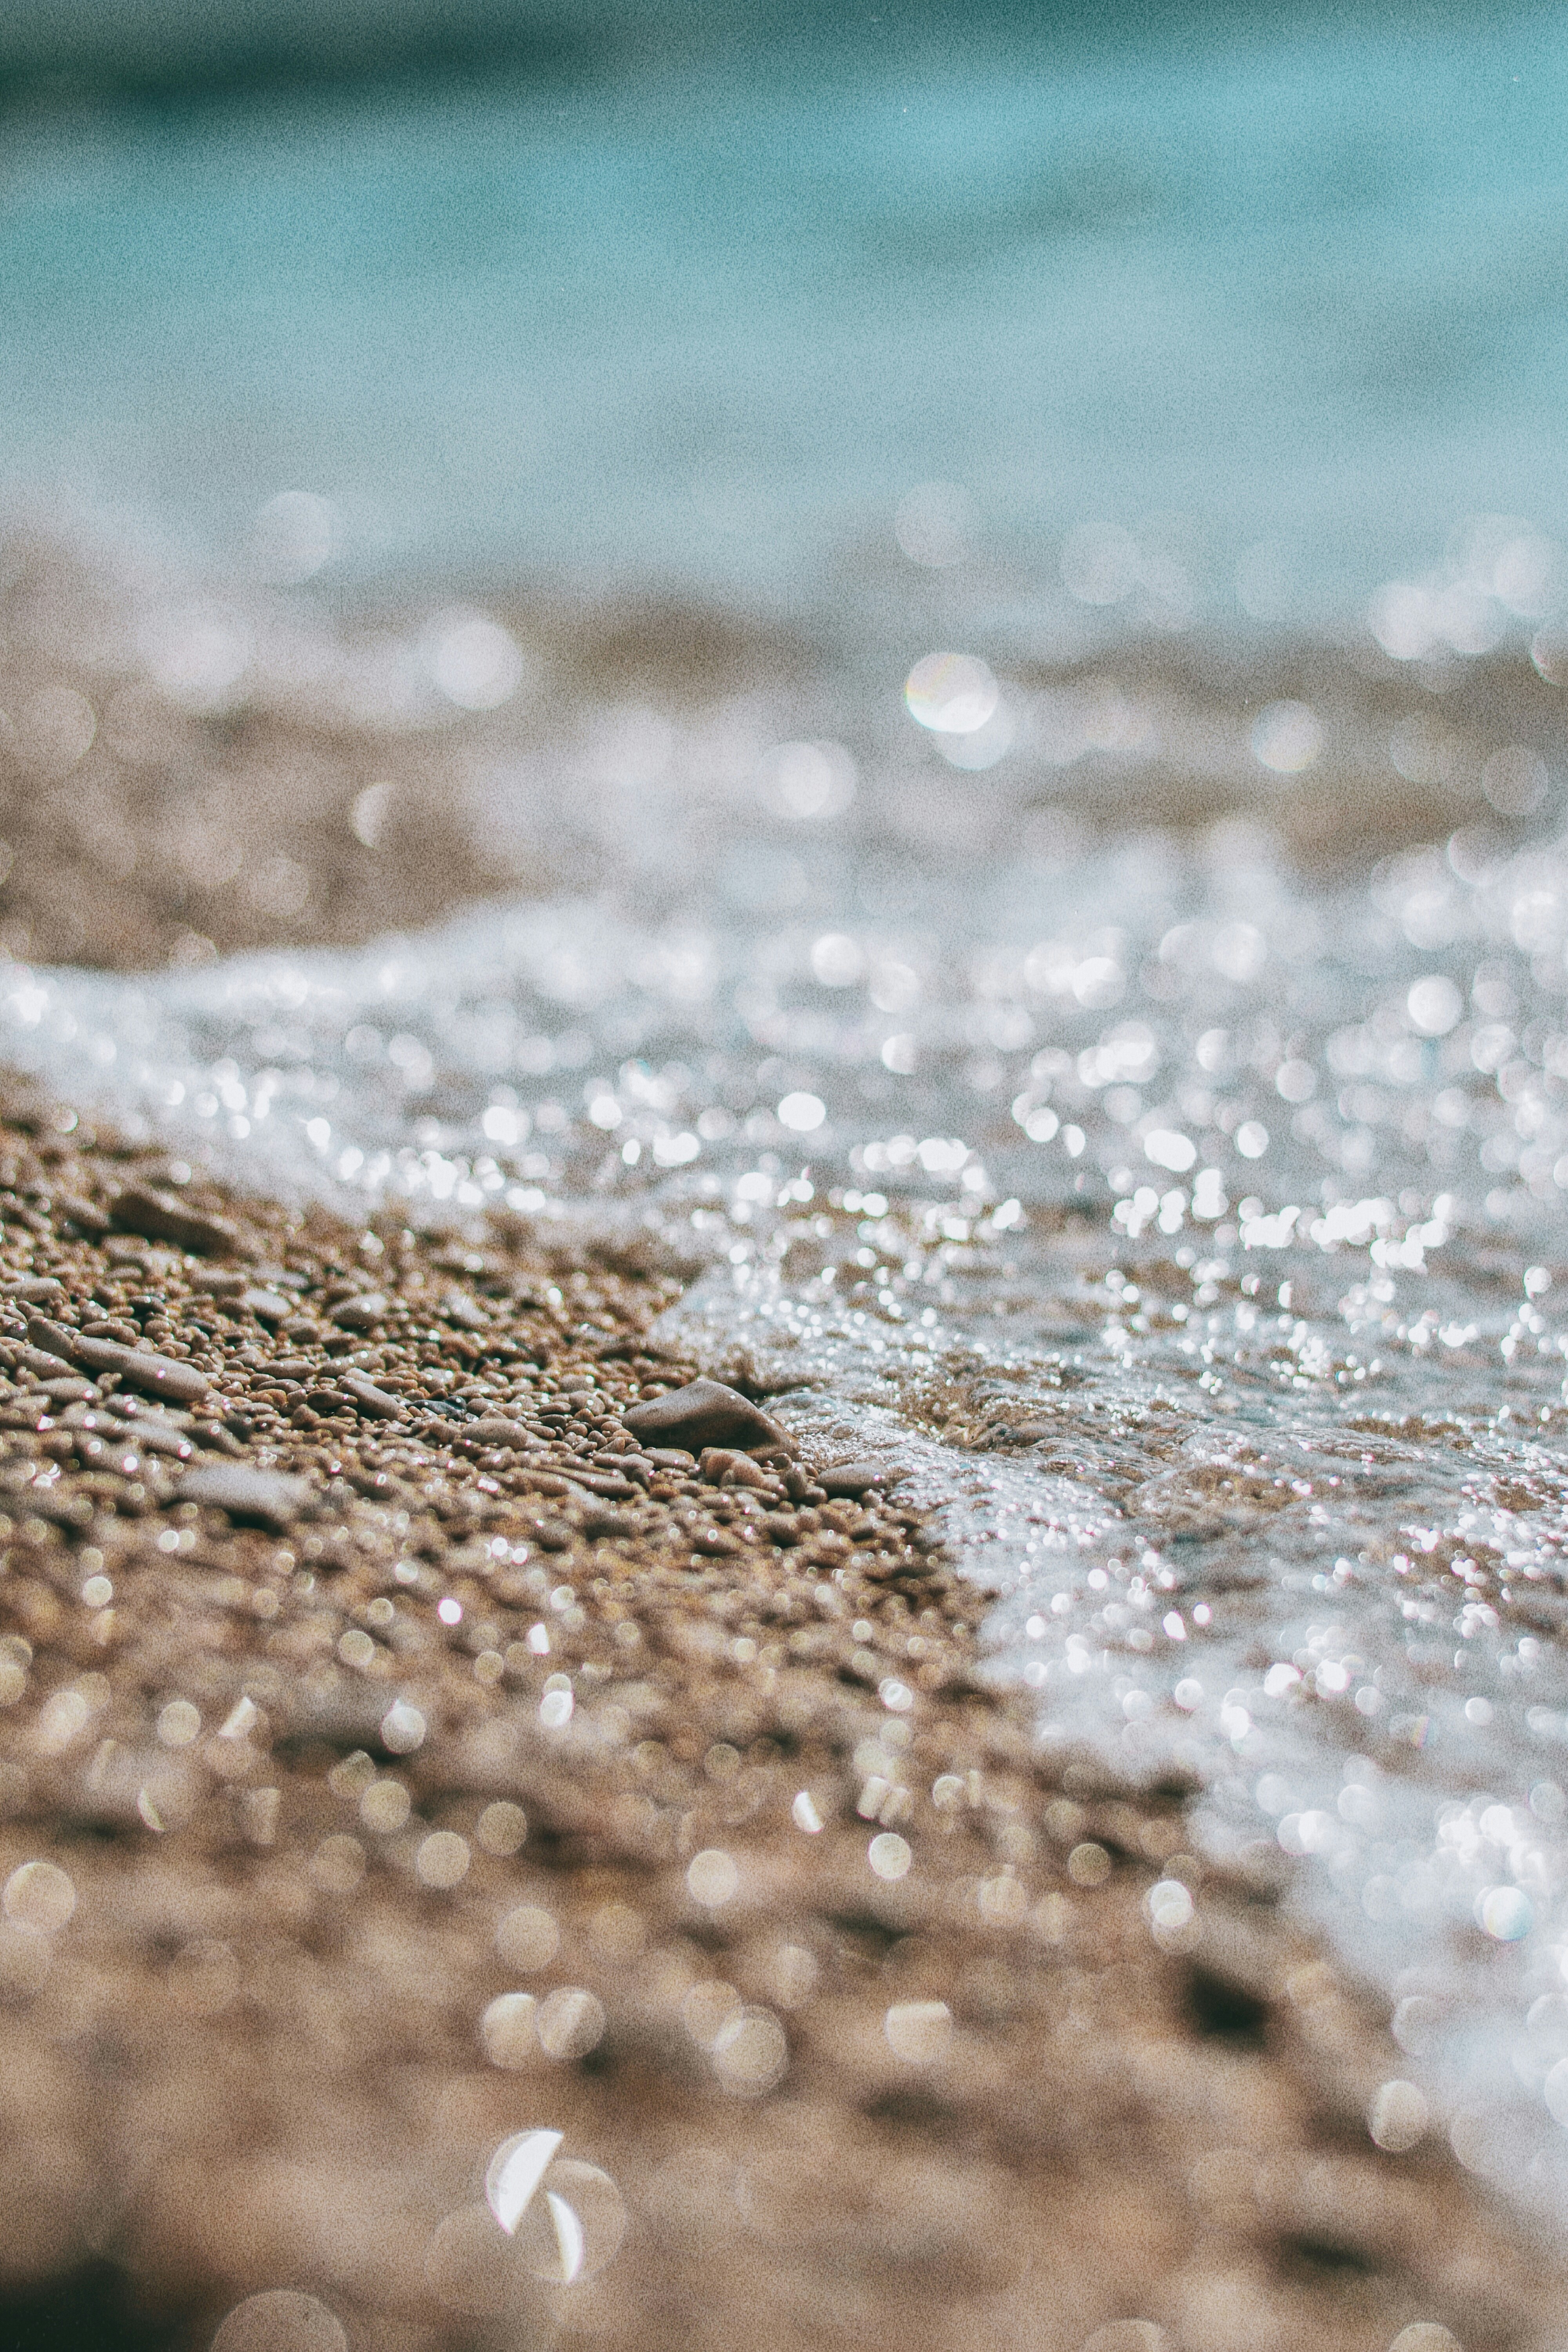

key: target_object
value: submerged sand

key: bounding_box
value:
[0,526,1562,973]
[0,1092,1554,2352]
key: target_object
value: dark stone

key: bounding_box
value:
[116,1418,194,1460]
[463,1416,538,1449]
[330,1293,388,1332]
[53,1192,110,1238]
[817,1460,909,1499]
[621,1377,789,1457]
[241,1289,292,1324]
[1185,1964,1271,2046]
[0,2257,186,2352]
[111,1182,241,1258]
[441,1291,488,1331]
[26,1316,210,1405]
[579,1505,635,1537]
[339,1370,405,1421]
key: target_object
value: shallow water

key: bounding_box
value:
[5,628,1568,2218]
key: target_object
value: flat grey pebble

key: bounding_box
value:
[178,1464,314,1529]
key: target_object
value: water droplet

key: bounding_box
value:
[1368,2079,1430,2152]
[710,2005,788,2095]
[415,1831,470,1889]
[476,1799,528,1855]
[380,1699,426,1754]
[310,1835,365,1895]
[480,1991,539,2069]
[1542,2055,1568,2127]
[754,739,856,820]
[530,2163,624,2284]
[424,610,527,711]
[1068,1843,1112,1887]
[769,1944,819,2008]
[867,1832,911,1881]
[1060,523,1140,606]
[1408,975,1463,1036]
[587,1900,646,1960]
[682,1979,742,2047]
[884,1998,953,2062]
[358,1779,410,1835]
[1250,700,1323,774]
[535,1986,606,2060]
[496,1903,560,1970]
[1474,1885,1533,1941]
[486,2133,626,2283]
[252,491,339,587]
[350,780,394,848]
[210,2290,347,2352]
[156,1699,201,1748]
[686,1848,739,1907]
[2,1860,75,1934]
[777,1093,825,1134]
[905,652,998,735]
[1145,1880,1194,1933]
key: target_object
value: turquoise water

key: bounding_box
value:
[3,6,1568,630]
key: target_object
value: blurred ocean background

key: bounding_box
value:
[3,0,1568,641]
[9,0,1568,2239]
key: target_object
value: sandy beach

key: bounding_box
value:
[0,1071,1553,2350]
[5,0,1568,2334]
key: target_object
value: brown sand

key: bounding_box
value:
[0,1093,1556,2352]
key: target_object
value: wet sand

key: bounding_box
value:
[0,1088,1556,2352]
[2,526,1564,972]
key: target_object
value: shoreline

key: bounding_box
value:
[0,1088,1555,2351]
[1,523,1564,977]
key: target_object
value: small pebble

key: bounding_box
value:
[242,1288,293,1323]
[622,1377,789,1456]
[330,1293,388,1332]
[465,1416,539,1450]
[817,1460,907,1499]
[340,1370,405,1421]
[177,1465,314,1528]
[111,1181,242,1259]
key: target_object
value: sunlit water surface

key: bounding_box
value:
[6,690,1568,2216]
